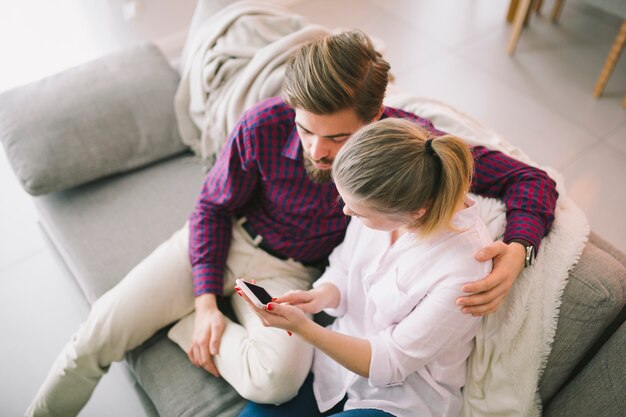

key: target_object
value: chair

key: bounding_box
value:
[506,0,626,106]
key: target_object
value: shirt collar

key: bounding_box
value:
[451,196,479,229]
[282,125,302,160]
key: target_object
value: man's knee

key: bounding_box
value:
[237,364,307,404]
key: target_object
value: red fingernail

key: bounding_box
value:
[272,298,278,301]
[266,303,274,311]
[234,286,240,291]
[287,331,292,336]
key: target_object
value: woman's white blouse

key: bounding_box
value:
[312,197,493,417]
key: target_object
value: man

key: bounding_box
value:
[27,31,557,417]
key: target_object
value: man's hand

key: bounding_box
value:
[457,241,526,316]
[188,294,225,377]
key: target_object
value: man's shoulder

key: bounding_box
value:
[383,106,444,136]
[240,97,295,130]
[383,106,419,119]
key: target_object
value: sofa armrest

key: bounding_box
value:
[539,237,626,404]
[0,43,187,195]
[590,231,626,268]
[542,318,626,417]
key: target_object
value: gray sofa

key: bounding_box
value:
[1,42,625,417]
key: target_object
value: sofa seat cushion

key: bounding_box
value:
[0,43,188,195]
[34,153,205,303]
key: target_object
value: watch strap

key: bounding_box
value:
[509,239,536,267]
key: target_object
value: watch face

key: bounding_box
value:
[526,245,535,267]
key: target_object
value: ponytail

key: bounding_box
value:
[419,135,473,235]
[332,118,474,237]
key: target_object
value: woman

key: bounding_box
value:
[237,118,493,417]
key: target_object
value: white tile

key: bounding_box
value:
[393,53,598,170]
[82,363,150,417]
[605,122,626,154]
[568,0,626,28]
[0,250,148,416]
[561,143,626,252]
[458,7,626,138]
[289,0,448,74]
[0,0,197,93]
[0,251,86,415]
[369,0,511,49]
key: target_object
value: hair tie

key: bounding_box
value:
[425,139,436,155]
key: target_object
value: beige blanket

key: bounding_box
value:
[174,0,329,163]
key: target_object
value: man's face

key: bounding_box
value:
[294,107,366,184]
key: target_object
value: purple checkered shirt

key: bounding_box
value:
[189,97,557,296]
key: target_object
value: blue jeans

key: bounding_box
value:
[238,373,395,417]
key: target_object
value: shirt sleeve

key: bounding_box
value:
[312,218,360,317]
[189,121,259,296]
[470,146,558,251]
[368,280,482,388]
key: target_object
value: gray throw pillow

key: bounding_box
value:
[0,43,188,195]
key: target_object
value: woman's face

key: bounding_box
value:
[336,183,412,232]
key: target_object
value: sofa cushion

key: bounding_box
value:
[0,43,187,195]
[538,235,626,403]
[126,327,246,417]
[34,153,205,303]
[542,319,626,417]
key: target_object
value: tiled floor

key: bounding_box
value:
[1,0,624,415]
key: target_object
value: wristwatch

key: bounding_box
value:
[509,239,536,268]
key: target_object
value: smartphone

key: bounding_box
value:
[236,279,273,308]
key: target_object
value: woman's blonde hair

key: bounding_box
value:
[282,30,390,122]
[332,118,474,236]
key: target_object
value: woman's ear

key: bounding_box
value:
[411,208,427,221]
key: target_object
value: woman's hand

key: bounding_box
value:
[236,285,371,378]
[274,290,323,314]
[260,301,309,333]
[275,283,341,314]
[236,287,309,333]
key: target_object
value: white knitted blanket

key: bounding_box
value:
[384,93,589,417]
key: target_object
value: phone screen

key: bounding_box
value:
[245,282,273,305]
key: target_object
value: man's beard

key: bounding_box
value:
[303,153,333,184]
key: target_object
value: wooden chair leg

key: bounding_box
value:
[594,20,626,98]
[508,0,533,55]
[551,0,566,23]
[507,0,536,26]
[507,0,520,23]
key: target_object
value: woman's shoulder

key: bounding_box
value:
[401,220,492,289]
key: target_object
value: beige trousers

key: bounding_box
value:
[26,219,319,417]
